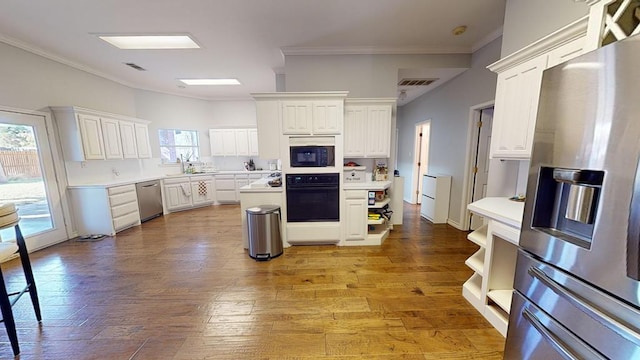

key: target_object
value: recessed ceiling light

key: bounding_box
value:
[98,35,200,49]
[452,26,467,36]
[179,79,241,85]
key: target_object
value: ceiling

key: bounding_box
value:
[0,0,506,106]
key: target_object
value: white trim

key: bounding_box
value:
[471,26,504,53]
[280,46,472,56]
[447,219,464,231]
[460,100,494,231]
[250,91,349,99]
[487,16,589,73]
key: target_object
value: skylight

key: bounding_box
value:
[179,79,241,85]
[98,35,200,49]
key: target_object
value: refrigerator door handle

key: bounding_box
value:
[529,266,640,345]
[522,308,591,360]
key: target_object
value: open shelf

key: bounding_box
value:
[467,224,488,247]
[368,198,390,208]
[487,289,513,313]
[367,217,386,225]
[366,226,389,244]
[485,303,509,337]
[464,248,485,275]
[462,273,484,312]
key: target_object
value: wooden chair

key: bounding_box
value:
[0,203,42,356]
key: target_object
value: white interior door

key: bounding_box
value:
[470,108,493,230]
[0,109,67,250]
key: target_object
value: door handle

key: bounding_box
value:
[529,266,640,345]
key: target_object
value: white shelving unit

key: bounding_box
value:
[463,197,524,337]
[344,181,392,246]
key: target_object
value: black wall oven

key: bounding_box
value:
[286,173,339,222]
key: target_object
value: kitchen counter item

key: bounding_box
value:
[135,180,163,222]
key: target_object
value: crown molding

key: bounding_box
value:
[471,26,503,53]
[280,45,472,56]
[488,15,589,73]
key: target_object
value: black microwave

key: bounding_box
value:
[290,146,335,167]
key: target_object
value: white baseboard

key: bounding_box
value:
[447,219,464,230]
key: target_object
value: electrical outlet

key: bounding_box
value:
[112,168,120,177]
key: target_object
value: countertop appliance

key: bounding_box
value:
[504,36,640,358]
[135,180,163,223]
[285,173,339,222]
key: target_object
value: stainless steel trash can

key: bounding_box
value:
[246,205,283,261]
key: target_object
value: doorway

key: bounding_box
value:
[466,105,493,230]
[411,121,430,204]
[0,109,68,250]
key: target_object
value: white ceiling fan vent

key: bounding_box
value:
[124,62,147,71]
[397,78,438,86]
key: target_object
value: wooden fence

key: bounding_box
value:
[0,150,42,178]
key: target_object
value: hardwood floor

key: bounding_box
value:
[0,203,504,359]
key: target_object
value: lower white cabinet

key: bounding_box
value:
[343,181,392,246]
[215,175,237,203]
[420,174,451,223]
[68,184,141,236]
[164,175,215,212]
[344,190,368,241]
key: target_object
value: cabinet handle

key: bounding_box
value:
[528,266,640,345]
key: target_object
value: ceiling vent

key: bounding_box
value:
[398,78,438,86]
[124,62,146,71]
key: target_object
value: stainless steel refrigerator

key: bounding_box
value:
[504,35,640,359]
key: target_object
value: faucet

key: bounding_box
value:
[180,154,185,174]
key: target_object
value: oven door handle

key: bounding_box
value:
[286,186,338,191]
[528,266,640,345]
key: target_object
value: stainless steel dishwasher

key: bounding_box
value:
[135,180,163,222]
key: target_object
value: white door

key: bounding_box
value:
[470,108,493,230]
[119,121,138,159]
[0,109,68,250]
[100,117,124,160]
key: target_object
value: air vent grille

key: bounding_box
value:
[124,62,146,71]
[398,78,438,86]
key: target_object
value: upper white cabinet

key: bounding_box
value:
[585,0,640,52]
[52,106,152,161]
[253,99,280,159]
[76,113,105,160]
[119,121,138,159]
[209,128,258,157]
[280,97,345,135]
[490,55,547,159]
[344,99,394,158]
[487,18,588,159]
[134,123,152,158]
[101,117,124,160]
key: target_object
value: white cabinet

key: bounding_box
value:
[420,174,451,224]
[487,20,587,160]
[254,99,280,159]
[344,190,368,241]
[343,181,392,246]
[344,100,394,158]
[248,128,259,156]
[51,106,152,161]
[191,177,215,206]
[77,113,105,160]
[464,197,524,336]
[215,175,237,203]
[164,175,215,212]
[68,184,141,236]
[119,121,138,159]
[209,128,259,157]
[490,55,547,159]
[164,177,193,212]
[235,129,250,156]
[281,100,342,135]
[134,123,152,158]
[101,117,124,160]
[585,0,640,52]
[281,101,313,135]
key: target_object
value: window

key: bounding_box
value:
[158,129,199,163]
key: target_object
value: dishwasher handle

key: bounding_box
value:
[141,183,159,188]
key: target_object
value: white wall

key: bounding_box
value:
[396,37,502,228]
[285,54,471,98]
[501,0,588,57]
